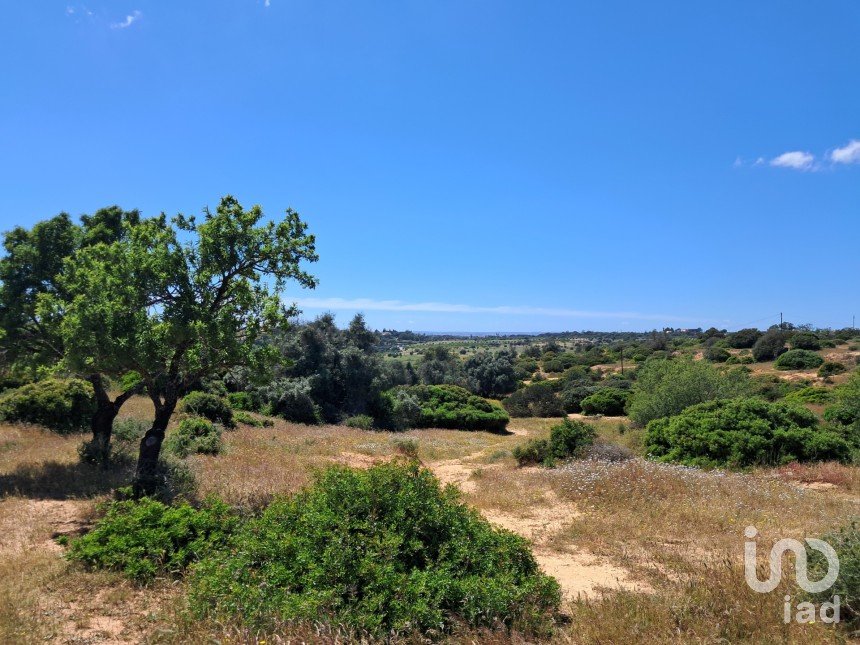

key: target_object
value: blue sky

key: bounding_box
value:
[1,2,858,332]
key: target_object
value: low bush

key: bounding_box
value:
[112,418,148,443]
[164,417,223,458]
[704,346,731,363]
[783,387,836,405]
[187,463,560,636]
[752,329,790,362]
[264,377,321,425]
[181,392,235,428]
[226,391,256,412]
[645,398,851,468]
[503,381,564,418]
[344,414,374,430]
[819,361,847,378]
[395,384,509,432]
[805,521,860,627]
[68,497,239,582]
[790,332,821,351]
[512,418,596,467]
[0,378,95,433]
[232,410,273,427]
[774,349,824,371]
[727,328,762,349]
[580,387,628,416]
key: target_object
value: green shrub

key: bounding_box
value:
[265,377,321,425]
[512,419,596,467]
[559,383,599,413]
[806,521,860,627]
[784,387,836,405]
[397,384,509,432]
[819,361,847,378]
[68,497,239,582]
[344,414,374,430]
[774,349,824,371]
[824,374,860,428]
[232,410,273,427]
[181,392,235,428]
[645,398,851,468]
[790,332,822,351]
[727,328,762,349]
[580,388,628,416]
[164,417,223,458]
[112,418,148,443]
[503,381,564,418]
[725,354,755,365]
[627,359,750,426]
[0,378,96,433]
[226,391,256,412]
[752,329,790,362]
[187,463,560,636]
[704,346,731,363]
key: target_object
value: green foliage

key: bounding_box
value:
[645,398,851,468]
[344,414,374,430]
[774,349,824,371]
[181,392,235,428]
[818,361,847,378]
[824,374,860,428]
[163,417,223,458]
[704,346,730,363]
[627,359,750,426]
[402,384,509,432]
[806,521,860,627]
[232,410,273,427]
[580,387,629,416]
[727,328,762,349]
[0,378,95,433]
[187,463,560,636]
[752,328,789,362]
[783,386,836,405]
[68,497,239,582]
[512,419,596,467]
[226,391,256,411]
[790,331,821,351]
[463,350,518,398]
[503,381,564,418]
[112,418,149,443]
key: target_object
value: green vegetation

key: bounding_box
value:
[806,521,860,628]
[187,463,560,636]
[627,358,750,426]
[783,386,836,405]
[819,361,847,378]
[181,392,235,428]
[399,384,509,432]
[645,398,850,468]
[580,387,628,416]
[704,346,730,363]
[0,378,95,433]
[503,381,564,418]
[774,349,825,371]
[68,497,239,582]
[163,417,224,458]
[344,414,374,430]
[790,331,822,351]
[512,418,596,467]
[727,328,762,349]
[752,328,790,362]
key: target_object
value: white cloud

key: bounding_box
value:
[66,6,75,15]
[290,296,695,323]
[265,0,271,6]
[111,10,141,29]
[770,151,815,171]
[831,139,860,164]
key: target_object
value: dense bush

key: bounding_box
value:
[344,414,374,430]
[0,378,95,433]
[181,392,235,428]
[187,463,560,636]
[645,398,851,468]
[727,328,762,349]
[398,384,509,432]
[627,358,750,426]
[790,332,821,351]
[503,381,564,418]
[806,521,860,627]
[704,346,730,363]
[263,377,322,424]
[68,497,239,582]
[580,387,628,416]
[463,350,518,398]
[163,417,223,458]
[513,419,596,467]
[819,361,847,378]
[232,410,273,427]
[774,349,824,371]
[752,328,789,362]
[783,386,836,405]
[226,391,256,411]
[824,374,860,428]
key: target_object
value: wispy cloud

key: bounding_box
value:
[831,139,860,165]
[111,10,141,29]
[770,151,815,171]
[290,296,695,323]
[264,0,271,6]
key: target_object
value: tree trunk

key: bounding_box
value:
[133,393,178,497]
[87,374,141,466]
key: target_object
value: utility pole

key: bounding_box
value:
[780,312,783,329]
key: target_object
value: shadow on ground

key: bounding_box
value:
[0,459,135,499]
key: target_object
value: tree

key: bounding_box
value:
[752,327,790,362]
[463,350,517,398]
[54,196,317,493]
[727,328,762,349]
[0,207,144,462]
